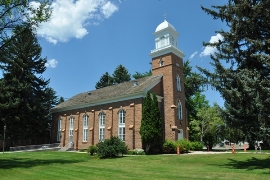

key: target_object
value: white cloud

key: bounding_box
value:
[37,0,118,44]
[189,51,198,59]
[200,33,223,57]
[102,1,118,18]
[45,59,58,68]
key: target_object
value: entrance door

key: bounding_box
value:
[69,133,73,143]
[178,129,183,140]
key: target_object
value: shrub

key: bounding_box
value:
[175,139,191,153]
[79,149,86,152]
[96,136,128,158]
[133,148,145,155]
[163,140,176,153]
[190,141,204,151]
[87,145,97,155]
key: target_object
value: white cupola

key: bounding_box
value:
[150,19,185,59]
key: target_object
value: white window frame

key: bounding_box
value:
[57,119,62,142]
[178,101,182,120]
[83,114,88,142]
[159,59,164,67]
[99,112,105,142]
[118,109,126,141]
[69,117,74,137]
[176,75,181,91]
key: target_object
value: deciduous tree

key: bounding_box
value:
[0,0,51,50]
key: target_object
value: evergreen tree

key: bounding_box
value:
[132,70,152,79]
[151,93,162,145]
[198,0,270,143]
[58,96,65,105]
[140,92,162,153]
[0,25,50,143]
[95,72,114,89]
[112,64,131,84]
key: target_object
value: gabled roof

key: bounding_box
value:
[52,74,163,113]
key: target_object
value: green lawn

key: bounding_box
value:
[0,151,269,180]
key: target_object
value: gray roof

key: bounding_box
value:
[52,74,163,112]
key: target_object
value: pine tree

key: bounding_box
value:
[150,93,162,145]
[198,0,270,142]
[140,92,162,153]
[112,64,131,84]
[132,70,152,79]
[0,25,51,143]
[95,72,114,89]
[58,97,65,105]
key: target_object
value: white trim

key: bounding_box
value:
[150,45,185,59]
[52,76,163,113]
[178,101,182,120]
[57,119,62,142]
[99,112,105,142]
[82,114,88,142]
[154,27,179,36]
[176,75,181,91]
[118,109,125,141]
[69,117,74,138]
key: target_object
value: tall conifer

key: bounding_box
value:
[0,25,51,143]
[112,64,131,84]
[95,72,114,89]
[140,92,162,153]
[198,0,270,142]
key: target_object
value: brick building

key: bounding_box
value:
[51,19,188,150]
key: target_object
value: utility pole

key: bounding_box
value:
[3,124,6,153]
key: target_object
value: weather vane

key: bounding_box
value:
[164,12,167,21]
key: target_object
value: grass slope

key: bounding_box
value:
[0,151,269,180]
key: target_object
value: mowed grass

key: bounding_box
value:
[0,151,270,180]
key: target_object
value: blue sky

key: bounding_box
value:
[36,0,228,106]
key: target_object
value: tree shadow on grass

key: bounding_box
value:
[222,156,270,174]
[0,157,85,169]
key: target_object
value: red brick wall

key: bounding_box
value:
[51,98,143,150]
[152,52,187,141]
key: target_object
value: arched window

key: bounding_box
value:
[82,114,88,142]
[159,59,164,67]
[176,75,181,91]
[69,116,74,142]
[178,101,182,120]
[57,118,62,142]
[99,112,105,142]
[118,109,126,141]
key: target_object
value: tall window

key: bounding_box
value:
[69,116,74,137]
[160,36,165,47]
[99,112,105,142]
[57,119,62,142]
[176,75,181,91]
[159,60,164,67]
[118,109,126,141]
[83,114,88,142]
[178,101,182,120]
